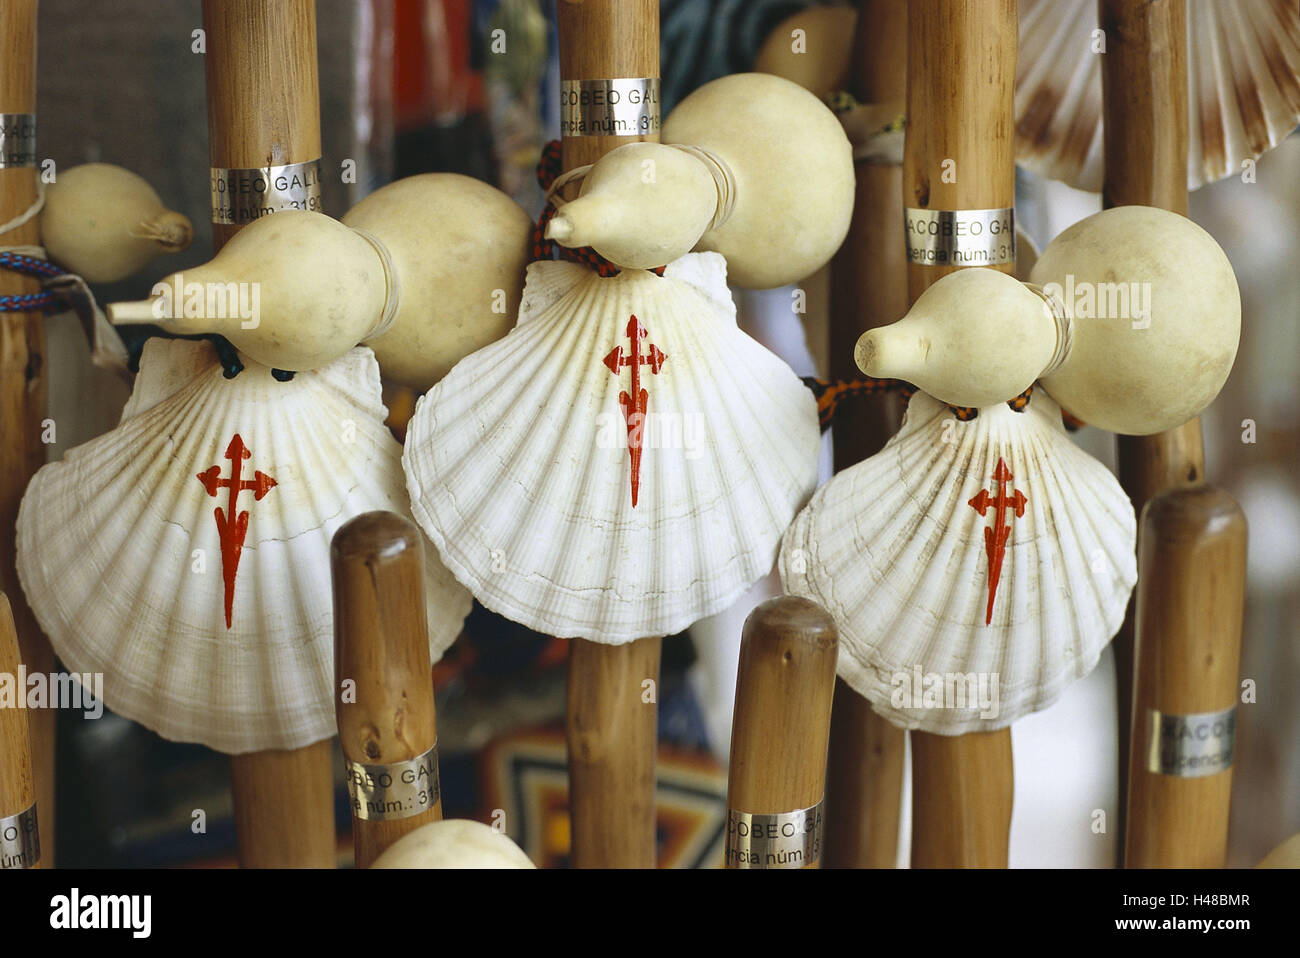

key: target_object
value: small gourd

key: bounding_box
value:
[369,819,536,869]
[545,142,716,270]
[108,210,388,372]
[41,163,193,283]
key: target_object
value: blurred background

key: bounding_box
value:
[30,0,1297,867]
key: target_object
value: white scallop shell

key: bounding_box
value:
[780,391,1136,734]
[1016,0,1300,191]
[16,339,471,754]
[404,253,821,643]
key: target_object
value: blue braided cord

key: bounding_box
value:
[0,252,68,312]
[0,291,60,312]
[0,251,65,279]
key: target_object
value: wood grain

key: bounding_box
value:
[911,729,1014,868]
[1125,486,1245,867]
[823,0,908,870]
[203,0,321,249]
[0,0,54,865]
[557,0,659,178]
[0,593,39,867]
[203,0,334,867]
[903,0,1017,300]
[904,0,1016,868]
[332,512,442,869]
[557,0,662,870]
[566,636,661,868]
[726,597,837,868]
[1099,0,1204,861]
[229,741,335,869]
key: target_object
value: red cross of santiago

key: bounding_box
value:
[967,457,1026,626]
[196,434,277,629]
[603,314,667,508]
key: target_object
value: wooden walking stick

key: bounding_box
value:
[0,0,54,865]
[204,0,334,868]
[903,0,1016,869]
[557,0,662,870]
[1125,487,1245,867]
[0,593,40,868]
[1098,0,1205,859]
[333,512,442,870]
[823,0,908,870]
[725,597,836,869]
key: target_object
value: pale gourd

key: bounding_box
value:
[369,819,536,869]
[855,206,1240,433]
[342,172,531,390]
[546,142,716,270]
[661,72,854,289]
[856,268,1057,408]
[41,163,193,283]
[1031,205,1240,435]
[108,209,388,372]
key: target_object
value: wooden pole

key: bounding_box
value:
[823,0,909,870]
[0,0,54,865]
[204,0,323,252]
[333,512,442,869]
[1098,0,1202,859]
[725,597,837,869]
[903,0,1016,868]
[0,594,40,868]
[204,0,334,868]
[556,0,662,870]
[1125,487,1245,867]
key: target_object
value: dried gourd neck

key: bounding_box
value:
[131,210,193,253]
[1025,281,1073,378]
[349,226,402,340]
[546,142,738,233]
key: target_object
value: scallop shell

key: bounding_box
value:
[780,390,1136,734]
[404,252,821,643]
[1016,0,1300,191]
[16,339,471,754]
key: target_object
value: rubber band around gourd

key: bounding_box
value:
[348,226,401,341]
[1026,282,1073,377]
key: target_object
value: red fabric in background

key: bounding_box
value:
[394,0,485,131]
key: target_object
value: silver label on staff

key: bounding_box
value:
[346,742,440,822]
[210,159,323,225]
[1147,706,1236,777]
[726,802,823,869]
[0,113,36,168]
[905,207,1016,267]
[0,804,41,869]
[560,78,660,137]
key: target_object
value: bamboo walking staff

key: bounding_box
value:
[0,0,54,865]
[1098,0,1205,858]
[557,0,662,870]
[823,0,908,870]
[903,0,1016,869]
[333,512,443,869]
[0,594,40,868]
[203,0,334,868]
[725,597,837,869]
[1125,488,1245,867]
